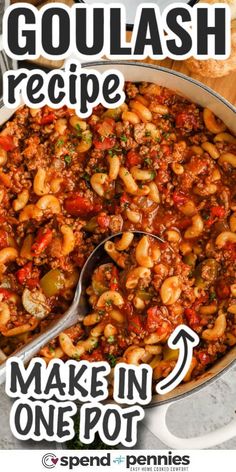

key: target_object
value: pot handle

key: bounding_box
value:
[143,402,236,449]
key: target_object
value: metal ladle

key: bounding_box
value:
[0,231,165,384]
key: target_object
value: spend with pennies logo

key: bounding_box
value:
[42,453,59,469]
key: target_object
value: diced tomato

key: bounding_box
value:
[110,266,119,291]
[156,321,172,338]
[205,217,215,228]
[16,262,33,285]
[31,228,53,256]
[146,306,173,336]
[175,112,188,128]
[210,206,225,218]
[93,137,116,150]
[216,279,230,299]
[120,193,130,205]
[96,118,115,137]
[97,213,110,229]
[0,288,14,300]
[161,145,171,156]
[16,262,39,288]
[0,135,15,151]
[185,308,200,327]
[126,150,141,167]
[64,194,101,217]
[128,314,144,335]
[224,242,236,261]
[26,278,39,289]
[205,206,226,228]
[0,229,8,249]
[175,217,192,230]
[172,191,188,206]
[146,306,163,333]
[175,112,198,130]
[198,351,211,366]
[41,112,55,125]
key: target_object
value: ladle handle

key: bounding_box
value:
[0,305,76,385]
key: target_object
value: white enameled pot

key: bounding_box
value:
[0,60,236,449]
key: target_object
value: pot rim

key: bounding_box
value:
[81,60,236,114]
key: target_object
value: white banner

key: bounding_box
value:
[0,450,235,472]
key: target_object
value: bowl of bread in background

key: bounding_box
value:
[185,0,236,77]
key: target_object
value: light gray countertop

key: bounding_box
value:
[1,364,236,450]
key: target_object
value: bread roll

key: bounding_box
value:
[185,25,236,78]
[199,0,236,20]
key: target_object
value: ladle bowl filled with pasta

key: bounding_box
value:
[0,61,236,447]
[56,229,233,388]
[59,231,179,371]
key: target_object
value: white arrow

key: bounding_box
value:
[156,324,199,395]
